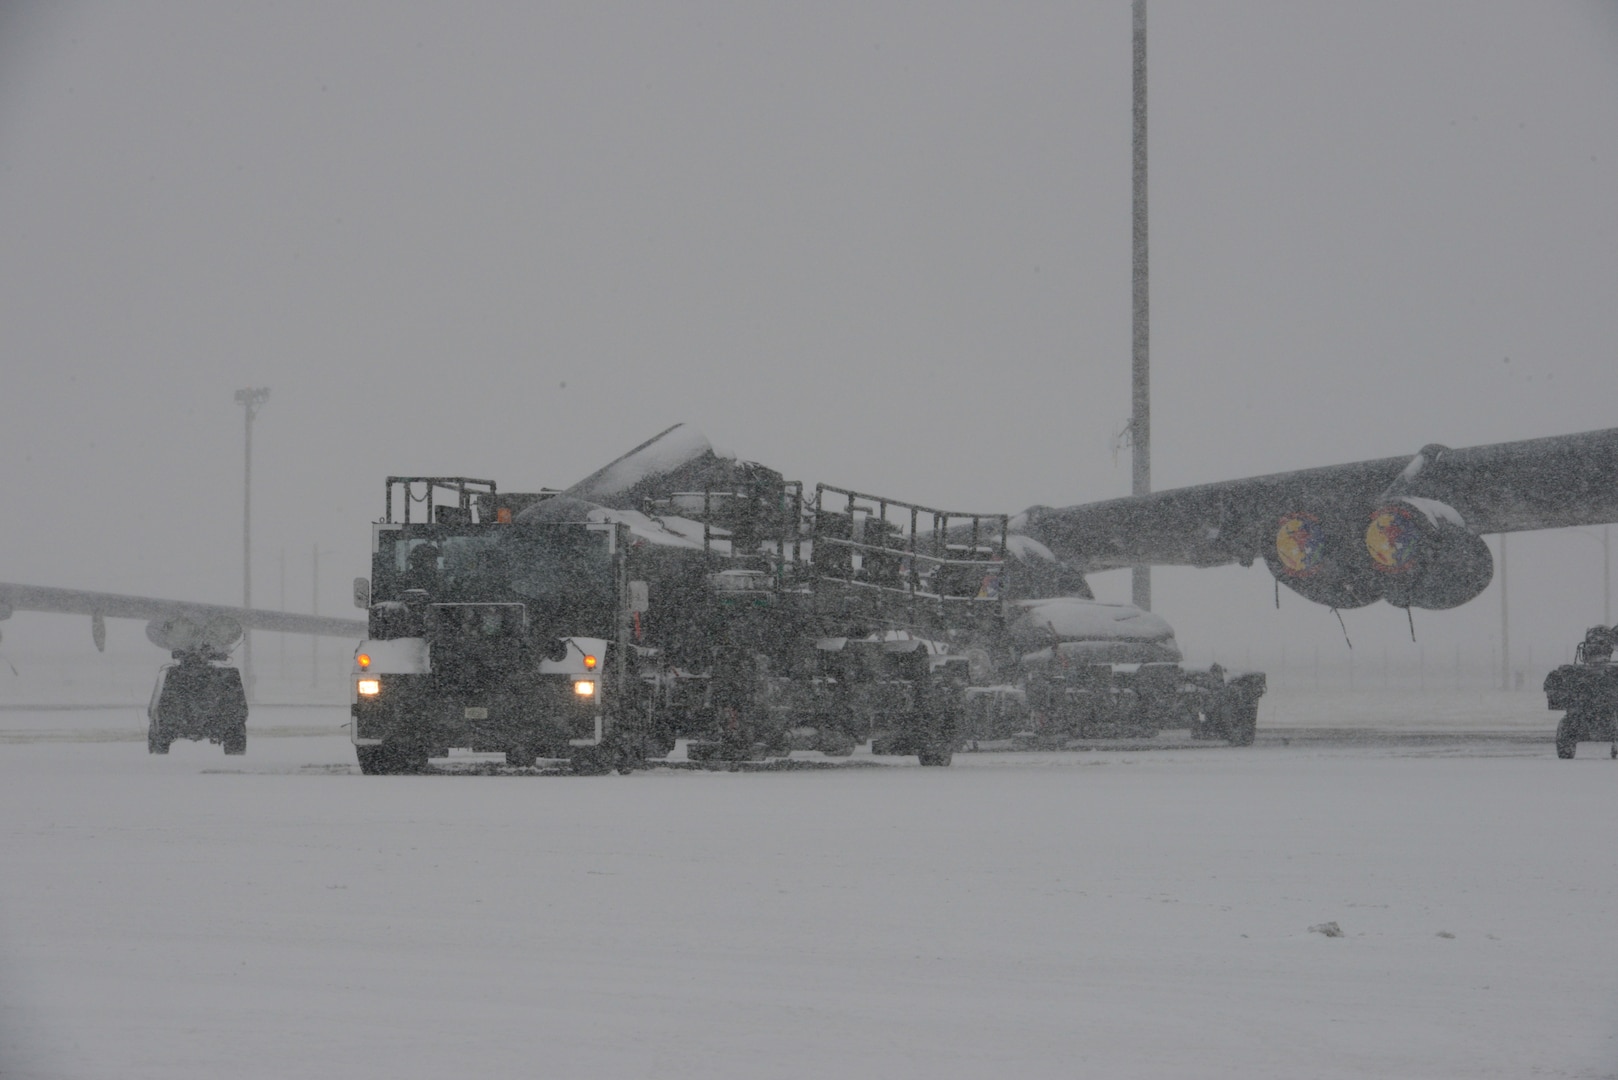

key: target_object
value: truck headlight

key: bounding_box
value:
[573,679,595,698]
[357,679,381,697]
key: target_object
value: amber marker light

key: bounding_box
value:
[357,679,381,696]
[573,679,596,697]
[583,654,598,670]
[357,653,372,669]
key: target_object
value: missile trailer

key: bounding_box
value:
[349,470,1265,774]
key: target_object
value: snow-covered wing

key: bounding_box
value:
[563,423,727,508]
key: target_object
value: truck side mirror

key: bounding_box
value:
[629,580,650,614]
[353,577,371,609]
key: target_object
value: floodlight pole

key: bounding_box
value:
[1131,0,1151,610]
[235,387,270,700]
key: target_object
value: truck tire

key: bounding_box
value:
[356,744,425,775]
[148,722,170,755]
[569,745,612,775]
[1555,716,1578,760]
[505,744,534,768]
[817,728,857,757]
[1225,701,1258,747]
[222,722,247,756]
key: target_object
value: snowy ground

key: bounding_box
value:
[1,703,1615,1079]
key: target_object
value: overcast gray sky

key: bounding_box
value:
[3,2,1616,675]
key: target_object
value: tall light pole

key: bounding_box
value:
[1131,0,1151,611]
[235,387,270,700]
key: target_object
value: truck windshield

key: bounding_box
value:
[375,524,616,638]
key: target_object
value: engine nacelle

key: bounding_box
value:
[1363,498,1493,610]
[1265,510,1383,609]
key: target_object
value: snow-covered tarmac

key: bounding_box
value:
[1,701,1614,1079]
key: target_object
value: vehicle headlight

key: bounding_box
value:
[573,679,596,698]
[357,679,381,697]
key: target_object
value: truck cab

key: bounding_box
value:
[350,478,636,774]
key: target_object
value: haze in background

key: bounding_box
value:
[2,2,1615,692]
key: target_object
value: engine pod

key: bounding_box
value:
[1364,498,1493,610]
[1265,509,1382,609]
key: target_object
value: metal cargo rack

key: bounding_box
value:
[810,484,1009,633]
[640,478,807,583]
[383,477,498,525]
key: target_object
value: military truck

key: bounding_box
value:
[1543,625,1618,759]
[349,478,648,774]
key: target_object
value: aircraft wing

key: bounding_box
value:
[1017,427,1618,575]
[0,582,367,638]
[546,422,1618,613]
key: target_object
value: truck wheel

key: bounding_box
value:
[356,746,394,774]
[147,723,170,755]
[222,722,247,756]
[1225,702,1258,747]
[569,745,612,775]
[1555,716,1577,759]
[817,729,857,757]
[356,745,422,775]
[505,745,534,768]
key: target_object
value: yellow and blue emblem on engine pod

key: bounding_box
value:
[1366,505,1419,572]
[1275,512,1326,576]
